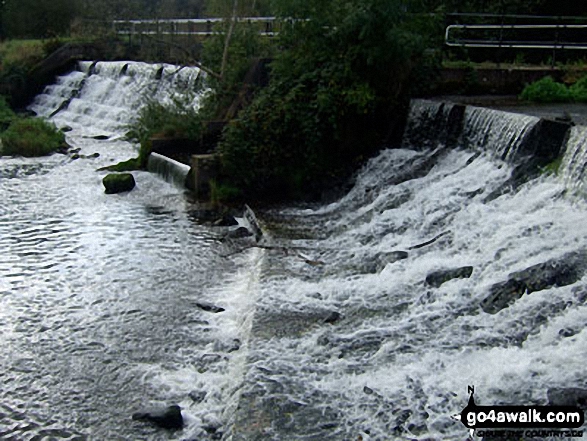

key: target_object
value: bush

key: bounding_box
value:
[129,100,204,144]
[520,76,573,103]
[218,0,427,200]
[1,117,66,157]
[0,95,16,131]
[570,75,587,102]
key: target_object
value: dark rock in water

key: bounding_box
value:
[481,251,587,314]
[92,135,110,140]
[196,302,225,313]
[558,327,577,338]
[189,390,207,403]
[203,424,222,435]
[71,153,81,160]
[323,311,342,324]
[103,173,136,194]
[90,152,100,158]
[426,266,473,288]
[226,226,253,239]
[60,125,73,132]
[547,388,587,407]
[214,214,239,227]
[132,404,183,430]
[361,251,409,274]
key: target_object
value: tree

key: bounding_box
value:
[2,0,77,38]
[217,0,430,199]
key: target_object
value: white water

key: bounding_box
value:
[29,61,205,137]
[0,61,261,440]
[10,69,587,440]
[561,125,587,197]
[234,100,587,440]
[147,152,191,188]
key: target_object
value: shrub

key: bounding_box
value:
[1,117,66,157]
[0,95,16,131]
[570,75,587,102]
[520,76,573,103]
[129,100,204,144]
[218,0,427,200]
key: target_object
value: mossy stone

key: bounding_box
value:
[103,173,136,194]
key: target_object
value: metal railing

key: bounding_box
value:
[446,23,587,50]
[112,17,278,37]
[445,14,587,51]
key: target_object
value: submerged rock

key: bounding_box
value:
[360,251,409,274]
[132,404,183,429]
[103,173,136,194]
[426,266,474,288]
[196,302,225,313]
[481,251,587,314]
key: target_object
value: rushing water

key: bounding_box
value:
[1,62,261,440]
[4,65,587,441]
[229,101,587,440]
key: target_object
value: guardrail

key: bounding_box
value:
[446,23,587,50]
[112,17,278,37]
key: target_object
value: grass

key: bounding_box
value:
[0,40,45,70]
[1,117,67,157]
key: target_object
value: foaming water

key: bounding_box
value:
[0,135,263,440]
[29,61,204,137]
[1,61,258,440]
[560,125,587,197]
[236,102,587,439]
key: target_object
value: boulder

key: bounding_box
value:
[225,226,253,239]
[426,266,474,288]
[196,302,225,313]
[213,214,239,227]
[481,251,587,314]
[132,404,183,430]
[103,173,136,194]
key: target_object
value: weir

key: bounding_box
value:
[147,152,191,188]
[227,99,587,439]
[11,66,587,440]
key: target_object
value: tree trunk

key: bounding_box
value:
[220,0,239,81]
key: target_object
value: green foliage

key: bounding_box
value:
[2,0,76,39]
[520,75,587,103]
[200,21,274,118]
[0,95,16,130]
[218,0,428,199]
[569,75,587,102]
[540,157,563,175]
[129,99,204,143]
[209,179,243,204]
[520,76,573,103]
[1,117,66,157]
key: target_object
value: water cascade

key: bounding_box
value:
[30,61,204,138]
[560,125,587,196]
[3,69,587,440]
[226,99,587,440]
[0,61,261,441]
[147,152,191,188]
